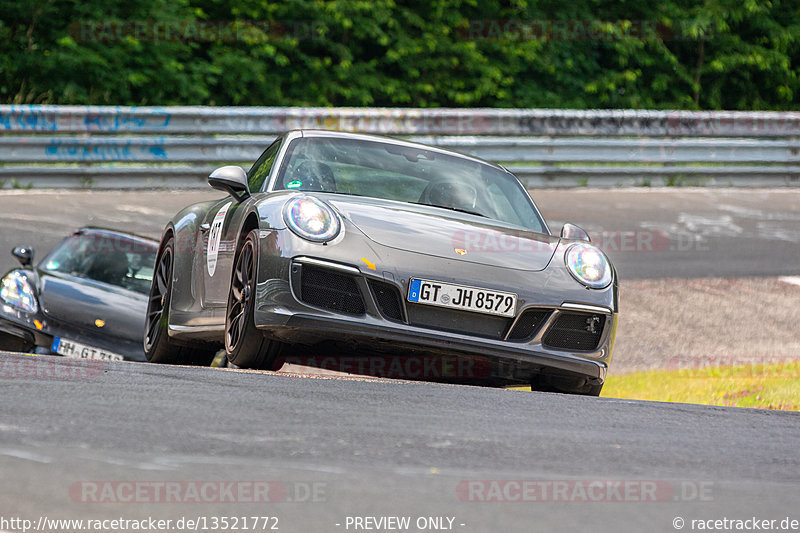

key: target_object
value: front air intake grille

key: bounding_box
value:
[507,309,551,341]
[369,280,405,322]
[407,304,511,339]
[299,266,365,315]
[542,312,606,351]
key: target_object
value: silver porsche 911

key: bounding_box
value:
[145,130,618,395]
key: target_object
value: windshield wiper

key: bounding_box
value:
[331,191,365,197]
[415,202,488,218]
[302,190,365,197]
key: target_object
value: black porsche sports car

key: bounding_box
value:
[145,130,618,394]
[0,228,158,361]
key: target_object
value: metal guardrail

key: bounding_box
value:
[1,105,799,188]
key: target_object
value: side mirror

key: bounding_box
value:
[208,166,250,202]
[560,223,591,242]
[12,246,34,267]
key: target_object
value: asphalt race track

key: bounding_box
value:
[1,188,800,533]
[2,353,799,533]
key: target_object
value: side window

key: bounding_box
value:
[247,139,281,192]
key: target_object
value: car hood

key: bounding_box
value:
[327,196,558,271]
[38,272,148,343]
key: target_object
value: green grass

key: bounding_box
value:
[602,361,800,411]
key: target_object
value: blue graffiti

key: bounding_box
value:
[81,106,171,132]
[0,105,58,131]
[0,105,172,132]
[148,145,168,159]
[44,138,169,161]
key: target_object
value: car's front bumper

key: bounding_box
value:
[0,315,36,352]
[266,312,609,386]
[252,254,617,389]
[0,305,146,361]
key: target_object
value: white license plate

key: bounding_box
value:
[51,337,124,361]
[407,279,517,318]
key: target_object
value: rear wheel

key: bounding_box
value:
[225,229,284,369]
[144,236,216,365]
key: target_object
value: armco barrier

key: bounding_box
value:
[1,106,799,188]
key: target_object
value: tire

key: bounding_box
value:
[533,376,603,396]
[548,381,603,396]
[144,236,216,365]
[574,382,604,396]
[0,331,34,353]
[225,229,284,369]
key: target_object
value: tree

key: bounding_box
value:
[1,0,798,109]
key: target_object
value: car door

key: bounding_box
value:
[199,138,283,308]
[197,197,244,307]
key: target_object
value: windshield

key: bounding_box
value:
[41,232,158,295]
[273,136,547,233]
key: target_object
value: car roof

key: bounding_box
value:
[283,129,509,172]
[73,227,159,247]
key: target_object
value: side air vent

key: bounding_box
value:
[298,265,366,315]
[542,312,606,351]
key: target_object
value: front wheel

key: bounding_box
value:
[545,382,604,396]
[532,375,603,396]
[573,382,603,396]
[144,236,216,365]
[225,229,284,369]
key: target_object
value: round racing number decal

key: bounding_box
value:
[207,201,232,277]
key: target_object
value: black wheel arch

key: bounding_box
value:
[235,211,262,273]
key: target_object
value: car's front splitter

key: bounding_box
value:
[256,311,607,386]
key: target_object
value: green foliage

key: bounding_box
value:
[10,178,33,189]
[0,0,798,109]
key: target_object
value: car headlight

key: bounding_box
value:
[565,243,612,289]
[1,271,39,313]
[283,196,341,242]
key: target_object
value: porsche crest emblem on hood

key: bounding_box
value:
[454,248,467,256]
